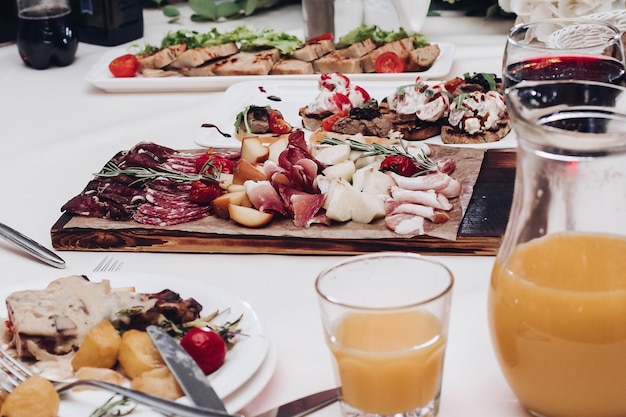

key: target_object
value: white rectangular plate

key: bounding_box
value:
[192,79,518,150]
[85,43,456,93]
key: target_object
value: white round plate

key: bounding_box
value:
[0,272,272,415]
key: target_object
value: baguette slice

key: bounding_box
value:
[440,119,511,144]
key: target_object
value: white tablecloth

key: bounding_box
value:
[0,5,527,417]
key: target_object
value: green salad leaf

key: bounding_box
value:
[335,24,429,49]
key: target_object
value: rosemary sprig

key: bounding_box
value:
[90,395,136,417]
[95,162,218,186]
[320,136,438,175]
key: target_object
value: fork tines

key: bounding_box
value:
[93,256,124,272]
[0,346,34,393]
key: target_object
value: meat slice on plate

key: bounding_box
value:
[270,59,314,75]
[361,38,415,72]
[137,43,187,71]
[5,275,201,360]
[208,48,281,76]
[335,39,377,58]
[291,39,335,62]
[405,44,441,72]
[167,42,239,69]
[313,52,363,73]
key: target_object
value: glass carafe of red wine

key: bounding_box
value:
[488,80,626,417]
[503,18,626,88]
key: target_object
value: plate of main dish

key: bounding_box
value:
[193,78,518,150]
[0,272,272,415]
[85,42,455,93]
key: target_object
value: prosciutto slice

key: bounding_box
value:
[244,180,288,216]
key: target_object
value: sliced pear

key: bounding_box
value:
[313,144,352,165]
[324,178,357,222]
[233,159,268,185]
[322,160,356,182]
[228,204,274,228]
[219,173,234,190]
[352,192,386,224]
[211,190,247,219]
[241,137,270,164]
[268,137,289,164]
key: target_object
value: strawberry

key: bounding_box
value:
[180,328,227,375]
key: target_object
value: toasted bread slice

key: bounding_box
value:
[379,98,442,141]
[299,106,330,131]
[440,119,511,144]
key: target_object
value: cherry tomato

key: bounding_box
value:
[189,180,222,204]
[195,153,234,176]
[374,52,405,74]
[180,328,227,375]
[321,110,348,131]
[379,155,419,176]
[108,54,139,78]
[306,32,333,44]
[268,110,293,134]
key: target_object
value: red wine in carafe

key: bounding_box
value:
[17,5,78,69]
[504,55,626,88]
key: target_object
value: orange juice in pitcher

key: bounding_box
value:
[489,80,626,417]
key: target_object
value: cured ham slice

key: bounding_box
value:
[390,186,453,211]
[388,171,462,197]
[291,193,326,227]
[385,213,425,236]
[386,200,451,223]
[244,180,288,216]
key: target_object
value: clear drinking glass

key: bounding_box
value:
[316,252,453,417]
[502,18,626,88]
[489,80,626,417]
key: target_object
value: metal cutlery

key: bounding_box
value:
[0,221,65,268]
[147,325,228,411]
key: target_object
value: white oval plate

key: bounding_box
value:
[84,43,455,93]
[0,272,272,415]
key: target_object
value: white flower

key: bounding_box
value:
[498,0,626,22]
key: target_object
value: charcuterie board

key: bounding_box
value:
[50,149,515,256]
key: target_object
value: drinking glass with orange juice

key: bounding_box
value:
[489,80,626,417]
[316,252,453,417]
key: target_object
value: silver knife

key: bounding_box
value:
[0,221,65,268]
[147,325,228,412]
[253,388,339,417]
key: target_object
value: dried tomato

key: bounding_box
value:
[374,52,405,74]
[195,153,234,176]
[189,180,221,204]
[268,110,292,134]
[443,77,465,93]
[379,155,419,176]
[321,110,349,131]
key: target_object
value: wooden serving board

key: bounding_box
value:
[51,149,516,256]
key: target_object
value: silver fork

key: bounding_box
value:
[93,255,124,272]
[0,346,240,417]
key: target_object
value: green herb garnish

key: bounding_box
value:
[320,137,438,175]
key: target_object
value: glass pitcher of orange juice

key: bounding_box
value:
[488,80,626,417]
